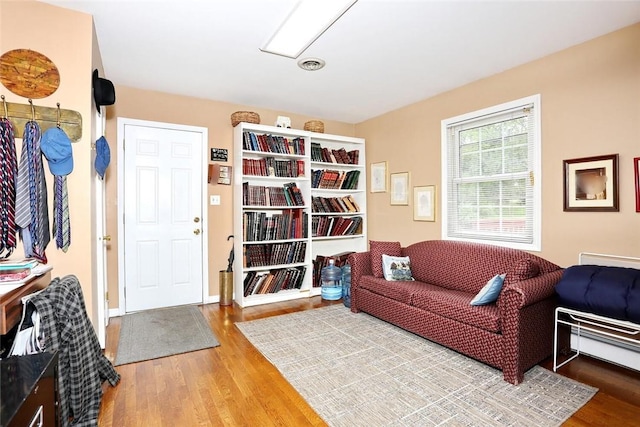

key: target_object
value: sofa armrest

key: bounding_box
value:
[347,252,372,313]
[500,269,564,309]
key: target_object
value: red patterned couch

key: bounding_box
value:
[348,240,563,384]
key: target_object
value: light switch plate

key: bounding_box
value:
[210,195,221,205]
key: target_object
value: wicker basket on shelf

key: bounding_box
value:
[304,120,324,133]
[231,111,260,127]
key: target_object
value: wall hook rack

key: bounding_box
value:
[0,97,82,141]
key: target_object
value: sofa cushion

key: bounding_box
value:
[370,240,402,278]
[503,258,540,287]
[382,254,415,281]
[359,276,437,304]
[412,288,501,333]
[470,274,506,306]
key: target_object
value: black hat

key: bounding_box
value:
[92,69,115,113]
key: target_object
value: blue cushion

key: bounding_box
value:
[470,274,506,306]
[556,265,640,324]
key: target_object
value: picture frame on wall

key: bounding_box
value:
[563,154,619,212]
[413,185,436,221]
[635,157,640,213]
[390,172,410,205]
[370,161,387,193]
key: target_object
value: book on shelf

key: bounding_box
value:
[311,196,360,213]
[243,210,308,241]
[243,241,307,268]
[242,157,305,178]
[243,182,305,206]
[243,266,307,297]
[309,142,360,165]
[312,216,362,237]
[242,131,305,155]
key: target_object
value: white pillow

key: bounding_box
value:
[382,254,415,281]
[470,274,506,306]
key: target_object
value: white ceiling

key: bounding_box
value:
[42,0,640,123]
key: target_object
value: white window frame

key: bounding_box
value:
[441,94,542,251]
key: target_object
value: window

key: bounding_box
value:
[441,95,541,251]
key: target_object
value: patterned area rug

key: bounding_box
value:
[115,305,219,365]
[236,305,597,426]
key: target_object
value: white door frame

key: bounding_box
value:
[116,118,209,315]
[94,110,108,347]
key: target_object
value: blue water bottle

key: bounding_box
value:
[342,264,351,308]
[321,259,342,300]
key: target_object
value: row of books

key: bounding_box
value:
[312,216,363,238]
[243,210,308,242]
[243,132,305,155]
[311,169,360,190]
[243,267,306,297]
[242,182,305,206]
[242,157,305,178]
[243,241,307,268]
[312,252,354,288]
[312,195,360,213]
[311,143,359,165]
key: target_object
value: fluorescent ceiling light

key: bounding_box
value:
[261,0,358,59]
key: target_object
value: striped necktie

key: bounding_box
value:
[16,121,48,263]
[0,118,18,258]
[53,175,70,252]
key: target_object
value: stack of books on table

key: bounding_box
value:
[0,259,40,283]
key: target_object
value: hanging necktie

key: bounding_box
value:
[53,175,70,252]
[16,121,48,263]
[0,118,18,258]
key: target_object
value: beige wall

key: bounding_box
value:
[356,23,640,267]
[103,87,355,309]
[1,1,100,319]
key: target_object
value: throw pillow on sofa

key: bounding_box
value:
[504,258,540,286]
[370,240,402,278]
[470,274,506,306]
[381,254,415,281]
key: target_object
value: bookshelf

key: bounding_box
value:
[233,123,366,307]
[309,132,367,296]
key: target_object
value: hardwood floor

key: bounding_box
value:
[99,298,640,426]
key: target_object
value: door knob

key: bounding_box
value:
[194,229,201,235]
[194,217,200,223]
[102,235,112,241]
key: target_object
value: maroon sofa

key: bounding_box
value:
[348,240,563,384]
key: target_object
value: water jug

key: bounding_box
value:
[321,259,342,300]
[342,264,351,308]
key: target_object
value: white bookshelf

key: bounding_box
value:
[233,123,366,307]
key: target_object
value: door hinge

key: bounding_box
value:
[105,291,109,301]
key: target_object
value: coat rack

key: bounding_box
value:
[1,95,82,142]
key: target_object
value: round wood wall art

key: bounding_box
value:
[0,49,60,98]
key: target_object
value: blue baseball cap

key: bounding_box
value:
[41,127,73,176]
[95,136,111,179]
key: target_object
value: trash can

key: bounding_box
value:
[219,271,233,306]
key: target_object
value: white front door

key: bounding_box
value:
[120,120,206,312]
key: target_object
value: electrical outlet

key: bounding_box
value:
[210,195,221,205]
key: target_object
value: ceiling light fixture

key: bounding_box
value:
[298,57,326,71]
[261,0,358,59]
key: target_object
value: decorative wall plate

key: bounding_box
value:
[0,49,60,98]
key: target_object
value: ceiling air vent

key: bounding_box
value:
[298,58,326,71]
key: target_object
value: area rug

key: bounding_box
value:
[236,305,597,427]
[115,305,219,366]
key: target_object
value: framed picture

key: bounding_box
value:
[390,172,409,205]
[370,161,387,193]
[413,185,436,221]
[563,154,619,212]
[635,157,640,212]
